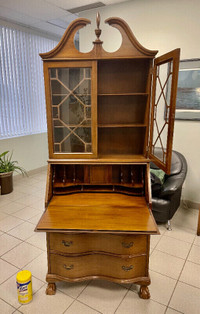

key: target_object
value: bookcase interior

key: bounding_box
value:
[98,59,151,94]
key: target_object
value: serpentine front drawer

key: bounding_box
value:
[49,233,147,255]
[49,253,147,280]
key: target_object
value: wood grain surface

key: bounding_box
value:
[36,193,158,233]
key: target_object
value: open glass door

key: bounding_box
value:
[149,49,180,174]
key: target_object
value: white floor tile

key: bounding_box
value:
[150,234,161,249]
[166,308,183,314]
[188,244,200,264]
[14,184,40,195]
[0,211,8,221]
[157,224,167,235]
[130,272,177,307]
[30,173,47,181]
[25,252,47,282]
[15,195,42,207]
[194,235,200,246]
[0,273,44,309]
[18,286,73,314]
[0,259,19,284]
[64,300,100,314]
[170,281,200,314]
[150,250,185,279]
[115,290,166,314]
[57,280,90,299]
[173,207,198,232]
[0,202,26,215]
[180,261,200,289]
[12,206,41,221]
[78,280,128,314]
[17,177,39,186]
[0,298,16,314]
[29,199,45,211]
[0,198,12,208]
[30,181,46,189]
[26,232,46,251]
[165,224,196,243]
[0,190,26,202]
[148,271,177,306]
[156,235,192,259]
[0,233,21,256]
[34,189,46,199]
[2,242,43,268]
[0,216,24,232]
[28,213,42,226]
[7,222,35,241]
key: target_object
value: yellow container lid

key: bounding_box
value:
[16,270,32,283]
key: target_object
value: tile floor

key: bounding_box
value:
[0,169,199,314]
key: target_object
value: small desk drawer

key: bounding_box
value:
[49,233,147,255]
[50,253,146,280]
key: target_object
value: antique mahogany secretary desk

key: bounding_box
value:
[36,13,180,299]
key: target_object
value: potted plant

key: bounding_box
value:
[0,151,27,195]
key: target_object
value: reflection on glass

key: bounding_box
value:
[50,67,92,153]
[152,61,173,163]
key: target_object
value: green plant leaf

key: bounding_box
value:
[0,151,27,176]
[0,151,9,159]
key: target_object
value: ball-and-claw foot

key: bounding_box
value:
[139,285,150,299]
[46,283,56,295]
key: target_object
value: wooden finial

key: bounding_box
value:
[96,12,100,29]
[94,12,102,43]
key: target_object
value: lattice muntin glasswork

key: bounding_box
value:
[50,68,92,153]
[152,61,173,163]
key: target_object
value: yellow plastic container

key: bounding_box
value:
[16,270,32,304]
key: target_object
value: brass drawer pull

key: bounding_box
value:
[62,240,73,247]
[122,241,133,248]
[122,265,133,272]
[64,264,74,270]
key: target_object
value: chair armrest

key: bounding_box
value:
[160,174,185,197]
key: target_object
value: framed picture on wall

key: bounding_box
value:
[175,58,200,120]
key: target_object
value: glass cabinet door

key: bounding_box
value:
[44,61,97,158]
[149,49,180,174]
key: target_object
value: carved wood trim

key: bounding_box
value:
[39,18,91,59]
[46,273,150,284]
[48,250,147,258]
[105,17,158,57]
[39,15,158,60]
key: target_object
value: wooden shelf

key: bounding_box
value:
[48,155,149,164]
[98,124,147,128]
[53,182,143,188]
[98,93,148,96]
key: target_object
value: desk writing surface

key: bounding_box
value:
[36,193,158,234]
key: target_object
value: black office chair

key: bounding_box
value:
[150,150,187,230]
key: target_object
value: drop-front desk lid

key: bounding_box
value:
[36,193,159,234]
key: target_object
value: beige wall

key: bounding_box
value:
[80,0,200,203]
[0,133,48,174]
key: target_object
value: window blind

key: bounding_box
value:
[0,25,58,139]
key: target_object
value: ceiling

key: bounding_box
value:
[0,0,129,39]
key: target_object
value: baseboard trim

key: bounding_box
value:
[13,165,47,180]
[181,199,200,210]
[26,165,47,176]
